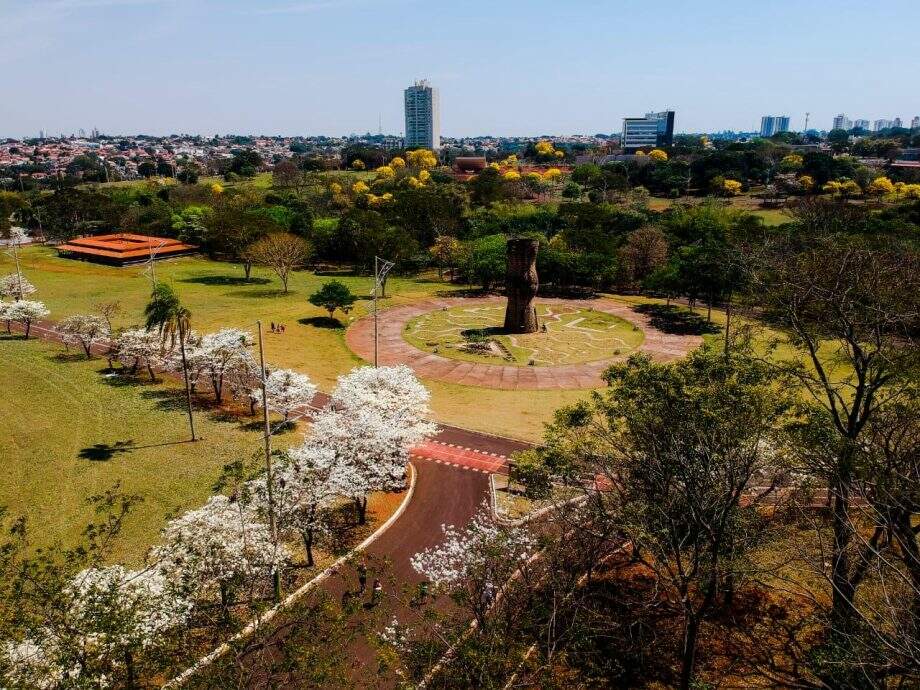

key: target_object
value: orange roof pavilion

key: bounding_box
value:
[57,233,198,265]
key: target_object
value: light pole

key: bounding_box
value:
[256,320,281,602]
[372,255,394,368]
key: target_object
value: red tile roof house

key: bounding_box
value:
[57,233,198,266]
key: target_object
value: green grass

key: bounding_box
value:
[404,303,644,366]
[0,336,297,563]
[1,248,602,440]
[6,247,847,442]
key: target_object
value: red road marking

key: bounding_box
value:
[411,440,510,474]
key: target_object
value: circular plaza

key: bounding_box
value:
[345,297,702,390]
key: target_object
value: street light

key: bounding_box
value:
[371,255,394,368]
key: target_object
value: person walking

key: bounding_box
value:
[357,563,367,594]
[370,579,382,607]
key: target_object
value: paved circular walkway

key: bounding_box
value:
[345,297,702,390]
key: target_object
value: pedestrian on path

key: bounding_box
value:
[370,579,382,607]
[357,563,367,594]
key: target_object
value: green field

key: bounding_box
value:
[0,337,297,563]
[2,247,602,440]
[404,303,644,366]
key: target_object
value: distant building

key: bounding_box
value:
[874,119,895,132]
[833,114,853,131]
[404,80,440,150]
[912,116,920,130]
[893,117,903,129]
[760,115,790,137]
[853,119,870,131]
[622,110,675,152]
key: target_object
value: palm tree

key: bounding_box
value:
[144,284,197,441]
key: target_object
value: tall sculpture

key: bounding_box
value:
[503,237,539,333]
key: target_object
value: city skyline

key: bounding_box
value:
[1,0,919,139]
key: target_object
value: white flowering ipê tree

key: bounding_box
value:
[114,328,168,381]
[4,565,191,688]
[0,273,36,301]
[1,299,48,338]
[58,314,110,358]
[178,328,256,403]
[64,565,191,685]
[247,443,340,566]
[151,494,283,615]
[310,406,408,524]
[251,368,317,421]
[2,637,69,690]
[331,365,435,435]
[411,505,536,625]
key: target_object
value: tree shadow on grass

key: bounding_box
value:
[227,288,289,299]
[298,316,343,329]
[632,304,722,336]
[78,438,196,461]
[50,352,89,364]
[139,388,216,414]
[180,275,270,286]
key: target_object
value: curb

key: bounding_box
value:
[162,462,418,688]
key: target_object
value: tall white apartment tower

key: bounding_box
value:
[404,80,440,150]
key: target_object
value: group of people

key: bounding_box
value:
[269,322,287,334]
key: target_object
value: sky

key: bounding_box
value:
[1,0,918,139]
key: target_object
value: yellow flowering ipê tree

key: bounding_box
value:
[542,167,563,182]
[866,176,895,198]
[352,180,370,195]
[488,162,500,171]
[407,176,423,189]
[797,175,815,192]
[209,182,224,195]
[367,192,395,207]
[375,165,396,181]
[721,179,742,196]
[503,170,521,181]
[389,156,406,170]
[406,149,438,169]
[554,149,565,159]
[351,159,365,171]
[418,169,431,184]
[648,149,668,162]
[780,154,804,172]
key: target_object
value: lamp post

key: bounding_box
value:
[372,255,394,368]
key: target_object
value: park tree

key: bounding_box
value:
[308,280,356,321]
[247,443,340,567]
[0,274,36,301]
[411,505,535,627]
[751,234,920,683]
[250,368,317,421]
[205,193,282,279]
[617,226,669,289]
[2,300,49,338]
[243,232,312,293]
[114,328,166,381]
[152,495,283,616]
[463,234,507,291]
[58,314,109,358]
[519,346,791,690]
[429,234,465,280]
[228,149,263,178]
[183,328,256,403]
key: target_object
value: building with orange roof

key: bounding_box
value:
[57,233,198,265]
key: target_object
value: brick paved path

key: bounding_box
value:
[345,297,702,390]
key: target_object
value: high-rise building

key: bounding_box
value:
[404,79,440,150]
[853,119,870,131]
[760,115,790,137]
[873,118,901,132]
[912,116,920,131]
[622,110,675,152]
[893,117,903,129]
[833,114,853,131]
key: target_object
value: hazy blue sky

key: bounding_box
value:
[1,0,918,138]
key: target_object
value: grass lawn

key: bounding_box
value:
[404,303,644,366]
[4,247,595,440]
[0,336,298,564]
[6,247,844,442]
[646,194,791,226]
